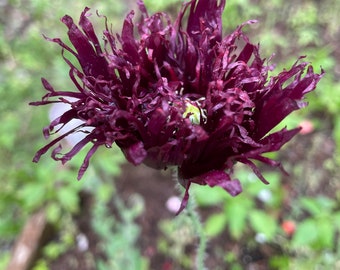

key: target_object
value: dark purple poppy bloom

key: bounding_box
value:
[31,0,323,212]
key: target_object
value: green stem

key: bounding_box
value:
[172,168,207,270]
[186,192,207,270]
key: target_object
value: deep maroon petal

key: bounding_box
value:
[61,10,109,78]
[253,63,323,139]
[77,143,100,180]
[187,0,225,43]
[122,141,147,166]
[176,181,191,215]
[191,170,242,196]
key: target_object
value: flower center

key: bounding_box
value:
[183,99,207,125]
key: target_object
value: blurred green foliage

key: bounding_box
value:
[0,0,339,269]
[93,191,148,270]
[195,168,283,241]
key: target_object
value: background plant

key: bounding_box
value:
[0,0,339,269]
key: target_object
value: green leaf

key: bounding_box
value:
[334,212,340,227]
[316,196,336,212]
[292,219,318,247]
[249,210,278,240]
[97,184,114,203]
[19,183,46,210]
[314,218,335,249]
[334,119,340,155]
[193,185,227,207]
[225,199,252,239]
[269,255,290,269]
[57,188,79,213]
[299,196,335,216]
[204,213,228,237]
[299,197,322,216]
[46,203,62,223]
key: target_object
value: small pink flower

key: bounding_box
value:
[299,119,314,135]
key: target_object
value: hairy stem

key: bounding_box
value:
[186,192,207,270]
[172,168,207,270]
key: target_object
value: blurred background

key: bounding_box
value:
[0,0,340,269]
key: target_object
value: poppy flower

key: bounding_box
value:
[31,0,323,213]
